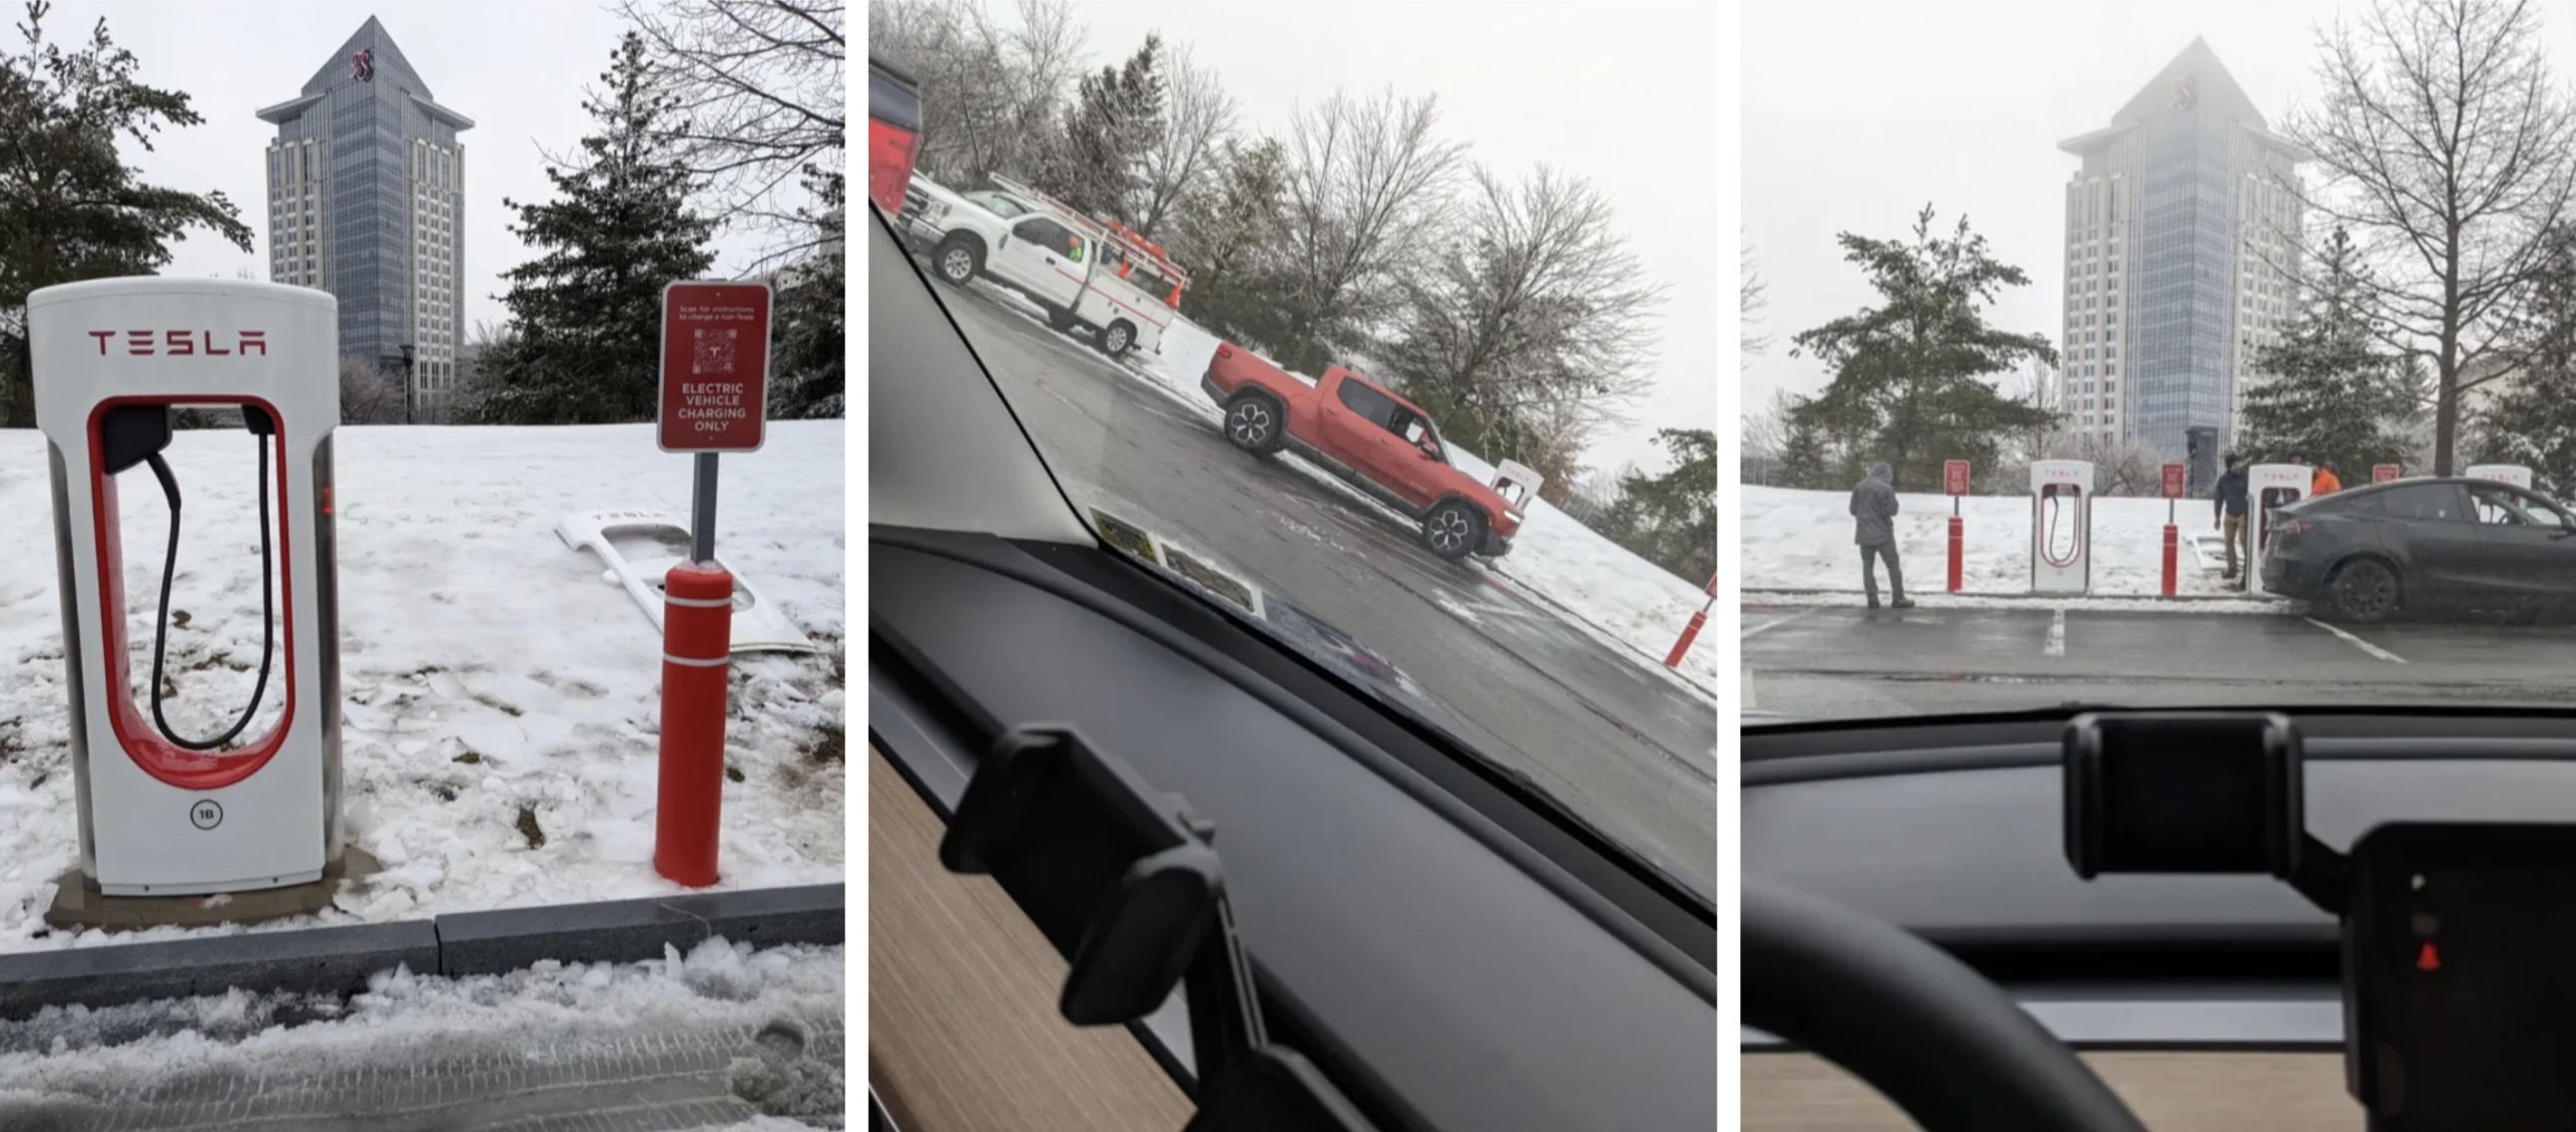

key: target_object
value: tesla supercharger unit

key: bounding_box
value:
[2248,463,2310,592]
[2466,464,2534,490]
[2031,459,2093,594]
[31,279,342,896]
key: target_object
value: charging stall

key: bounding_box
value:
[2467,464,2534,490]
[2031,459,2093,595]
[2247,463,2310,592]
[31,279,346,904]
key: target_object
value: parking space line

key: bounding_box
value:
[2045,608,2067,657]
[1744,668,1758,711]
[2302,617,2408,664]
[1743,609,1817,639]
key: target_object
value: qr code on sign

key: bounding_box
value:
[692,327,737,374]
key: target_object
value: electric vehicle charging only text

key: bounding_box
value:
[31,279,345,899]
[2247,463,2310,595]
[2030,459,2093,595]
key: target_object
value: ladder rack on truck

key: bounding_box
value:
[989,174,1192,306]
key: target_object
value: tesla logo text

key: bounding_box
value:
[87,330,270,356]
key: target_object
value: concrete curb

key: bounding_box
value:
[0,881,845,1020]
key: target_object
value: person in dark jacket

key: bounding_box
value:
[1850,461,1911,609]
[2213,451,2251,580]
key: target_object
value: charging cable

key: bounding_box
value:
[142,431,277,751]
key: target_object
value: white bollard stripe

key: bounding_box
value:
[663,653,730,667]
[663,595,734,609]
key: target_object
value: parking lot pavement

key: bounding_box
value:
[1742,603,2576,722]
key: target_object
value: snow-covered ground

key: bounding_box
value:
[0,937,844,1128]
[1745,482,2279,604]
[1137,318,1721,701]
[0,422,845,953]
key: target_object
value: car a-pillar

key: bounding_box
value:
[30,278,372,932]
[2248,463,2309,596]
[2030,459,2094,596]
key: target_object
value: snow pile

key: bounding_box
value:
[0,422,846,953]
[1143,318,1721,700]
[1745,483,2259,599]
[0,938,844,1125]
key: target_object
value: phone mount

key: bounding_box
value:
[2063,712,2576,1131]
[30,279,345,899]
[940,726,1379,1132]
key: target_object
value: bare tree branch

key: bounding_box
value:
[618,0,843,258]
[2276,0,2576,473]
[1134,43,1233,238]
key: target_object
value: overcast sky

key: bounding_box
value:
[53,0,780,337]
[991,1,1721,476]
[1742,0,2576,417]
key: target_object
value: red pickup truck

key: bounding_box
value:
[1201,342,1523,560]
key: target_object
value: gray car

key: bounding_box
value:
[2264,477,2576,622]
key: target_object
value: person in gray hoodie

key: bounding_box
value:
[1850,461,1912,609]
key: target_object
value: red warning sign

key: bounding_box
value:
[2374,463,2401,484]
[2161,463,2185,499]
[657,281,772,453]
[1944,459,1970,496]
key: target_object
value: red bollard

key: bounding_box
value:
[2161,524,2179,597]
[1663,610,1707,668]
[1947,515,1965,593]
[1663,574,1719,669]
[656,562,734,887]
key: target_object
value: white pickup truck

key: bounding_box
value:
[901,173,1188,360]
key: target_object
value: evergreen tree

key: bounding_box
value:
[1775,413,1833,489]
[468,32,715,425]
[2240,227,2417,477]
[1598,428,1715,584]
[0,0,252,426]
[1788,206,2058,490]
[767,170,844,419]
[1168,136,1294,351]
[2476,223,2576,494]
[1046,36,1164,222]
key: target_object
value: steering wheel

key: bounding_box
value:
[1743,878,2150,1132]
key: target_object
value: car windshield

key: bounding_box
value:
[965,192,1030,219]
[1743,0,2576,728]
[871,2,1718,896]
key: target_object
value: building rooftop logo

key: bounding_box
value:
[349,48,373,83]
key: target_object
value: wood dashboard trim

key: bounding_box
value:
[1745,1050,2356,1131]
[867,748,1197,1132]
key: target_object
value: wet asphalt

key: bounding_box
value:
[1743,602,2576,722]
[929,283,1718,891]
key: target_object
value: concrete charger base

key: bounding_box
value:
[44,847,382,933]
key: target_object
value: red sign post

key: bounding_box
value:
[2373,463,2401,484]
[1943,460,1969,593]
[2159,462,2185,597]
[652,281,773,887]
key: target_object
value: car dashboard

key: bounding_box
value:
[869,526,1717,1131]
[1740,712,2576,1132]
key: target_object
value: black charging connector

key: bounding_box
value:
[100,405,174,476]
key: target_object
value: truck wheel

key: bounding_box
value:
[1099,319,1136,358]
[2327,559,2401,624]
[1422,500,1486,562]
[933,235,981,285]
[1222,392,1286,456]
